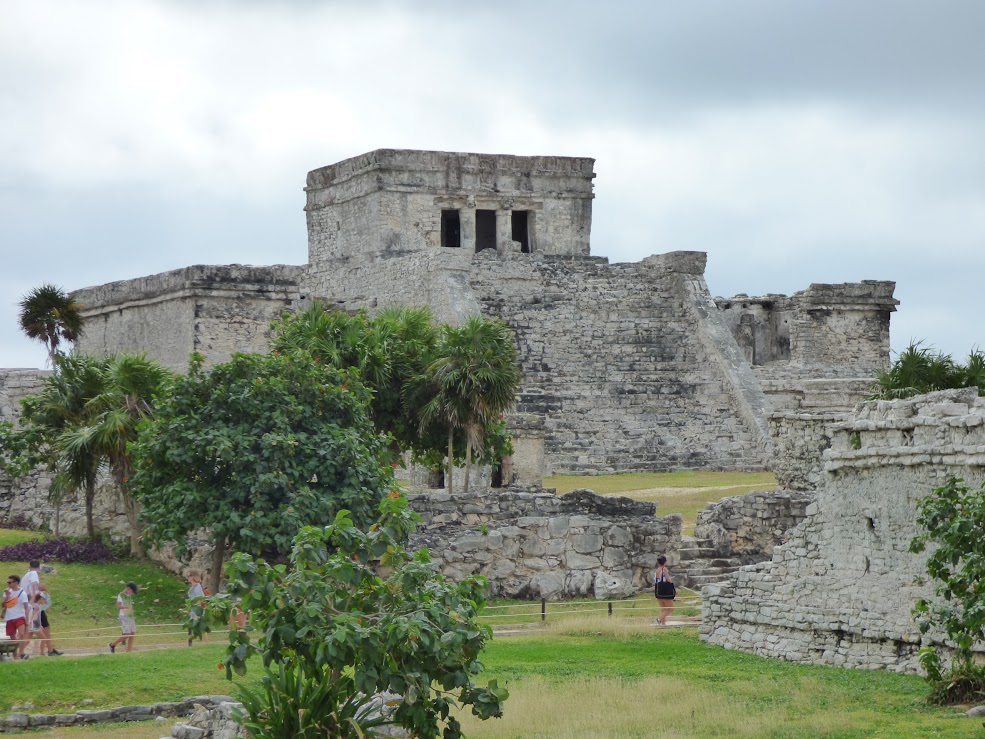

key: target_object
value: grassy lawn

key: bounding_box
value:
[5,626,974,738]
[0,528,43,547]
[546,471,778,534]
[0,643,254,714]
[455,626,974,738]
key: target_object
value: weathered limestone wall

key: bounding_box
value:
[304,149,595,267]
[408,489,682,599]
[702,389,985,673]
[768,411,847,491]
[0,370,52,524]
[72,264,303,371]
[470,250,770,474]
[694,490,812,557]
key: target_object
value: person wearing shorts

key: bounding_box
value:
[109,582,138,653]
[3,574,29,660]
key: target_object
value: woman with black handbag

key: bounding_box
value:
[654,555,676,626]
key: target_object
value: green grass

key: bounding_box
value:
[0,528,41,547]
[0,643,254,714]
[546,470,778,534]
[455,629,975,738]
[7,629,974,738]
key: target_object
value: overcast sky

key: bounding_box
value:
[2,0,983,369]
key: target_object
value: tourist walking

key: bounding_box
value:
[3,574,29,660]
[109,582,138,653]
[654,555,676,626]
[185,571,209,646]
[22,561,63,656]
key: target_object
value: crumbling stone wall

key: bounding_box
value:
[0,370,53,524]
[73,264,303,371]
[471,251,770,474]
[702,389,985,673]
[768,411,847,491]
[408,488,682,599]
[694,489,812,558]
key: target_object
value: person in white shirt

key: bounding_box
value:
[21,561,63,656]
[3,574,30,660]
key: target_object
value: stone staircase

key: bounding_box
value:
[673,536,750,590]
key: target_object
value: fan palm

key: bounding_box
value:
[418,316,520,493]
[21,354,106,537]
[62,354,171,554]
[18,284,85,366]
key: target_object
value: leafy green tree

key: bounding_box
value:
[417,316,520,493]
[910,476,985,704]
[18,284,85,366]
[130,351,394,594]
[194,495,507,738]
[61,354,171,555]
[874,342,983,399]
[271,303,443,458]
[14,355,106,537]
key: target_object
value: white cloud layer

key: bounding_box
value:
[1,0,983,368]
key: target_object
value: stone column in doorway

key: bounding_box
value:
[460,207,476,253]
[495,208,512,254]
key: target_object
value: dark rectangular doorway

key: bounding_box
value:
[475,209,496,252]
[511,210,530,253]
[441,210,461,248]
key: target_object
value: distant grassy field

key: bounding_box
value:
[546,470,777,535]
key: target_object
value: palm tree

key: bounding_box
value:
[18,284,85,366]
[22,355,106,537]
[62,355,171,555]
[418,316,520,493]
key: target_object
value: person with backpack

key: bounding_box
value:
[654,555,676,626]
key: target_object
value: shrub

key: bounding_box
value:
[0,536,117,564]
[0,515,33,531]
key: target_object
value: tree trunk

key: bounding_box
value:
[463,441,472,494]
[84,470,96,540]
[209,533,226,595]
[121,486,141,557]
[446,428,454,494]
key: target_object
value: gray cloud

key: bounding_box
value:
[1,0,982,368]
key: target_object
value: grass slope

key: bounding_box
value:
[546,471,778,535]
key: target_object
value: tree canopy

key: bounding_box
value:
[130,351,395,593]
[911,476,985,704]
[18,284,85,366]
[874,342,985,399]
[272,304,520,488]
[194,495,507,738]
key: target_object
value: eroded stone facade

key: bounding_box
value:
[702,389,985,673]
[408,488,682,599]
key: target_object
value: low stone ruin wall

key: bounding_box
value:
[768,411,847,491]
[694,489,812,558]
[702,389,985,673]
[408,488,681,599]
[0,695,235,734]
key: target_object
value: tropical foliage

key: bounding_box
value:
[273,304,520,489]
[415,316,521,493]
[910,476,985,704]
[194,495,507,739]
[130,351,395,594]
[874,342,985,399]
[18,283,85,366]
[0,353,168,546]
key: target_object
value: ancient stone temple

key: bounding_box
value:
[3,149,898,493]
